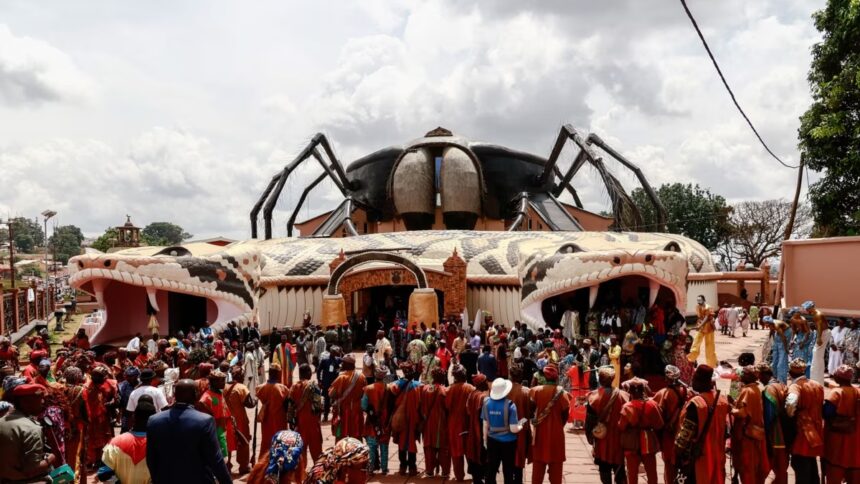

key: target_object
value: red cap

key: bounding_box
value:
[11,383,46,397]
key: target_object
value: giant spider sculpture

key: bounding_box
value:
[250,125,667,239]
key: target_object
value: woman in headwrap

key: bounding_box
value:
[304,437,369,484]
[62,366,87,474]
[247,430,306,484]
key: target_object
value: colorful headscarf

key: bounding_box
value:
[3,375,27,395]
[266,430,304,477]
[305,437,369,484]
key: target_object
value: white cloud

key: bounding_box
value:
[0,25,94,106]
[0,0,826,240]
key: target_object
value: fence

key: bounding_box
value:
[0,283,56,336]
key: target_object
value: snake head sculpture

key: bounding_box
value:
[518,236,690,328]
[69,245,261,345]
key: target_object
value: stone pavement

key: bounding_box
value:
[227,328,773,483]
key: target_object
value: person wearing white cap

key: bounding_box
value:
[481,378,526,484]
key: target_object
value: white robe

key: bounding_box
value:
[829,326,847,375]
[810,328,831,383]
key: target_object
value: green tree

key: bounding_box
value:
[49,225,84,264]
[798,0,860,236]
[141,222,192,246]
[90,228,118,253]
[631,183,733,250]
[0,217,45,253]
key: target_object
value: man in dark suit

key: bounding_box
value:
[147,379,232,483]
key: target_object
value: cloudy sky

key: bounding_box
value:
[0,0,824,240]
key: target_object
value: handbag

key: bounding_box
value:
[591,389,619,440]
[744,423,766,441]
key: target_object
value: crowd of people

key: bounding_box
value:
[0,294,858,484]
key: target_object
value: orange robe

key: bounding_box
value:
[224,382,252,470]
[420,384,448,449]
[586,387,628,465]
[328,370,367,440]
[445,382,474,458]
[567,365,588,423]
[84,380,117,463]
[681,390,730,484]
[824,386,860,470]
[289,380,323,462]
[363,382,392,442]
[531,384,572,464]
[787,377,824,457]
[256,382,290,455]
[465,389,488,464]
[389,379,422,453]
[732,383,770,483]
[652,383,688,480]
[273,343,297,387]
[63,383,87,473]
[508,382,532,468]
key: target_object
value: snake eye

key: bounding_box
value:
[612,256,621,265]
[645,254,653,263]
[103,260,112,268]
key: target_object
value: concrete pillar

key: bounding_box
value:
[321,294,346,328]
[408,288,439,327]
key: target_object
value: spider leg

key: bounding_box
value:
[286,171,327,237]
[538,124,645,230]
[253,133,351,239]
[586,133,667,231]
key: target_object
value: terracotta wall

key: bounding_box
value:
[717,280,777,303]
[782,236,860,317]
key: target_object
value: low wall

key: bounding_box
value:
[782,236,860,317]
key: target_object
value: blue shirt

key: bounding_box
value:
[477,353,498,381]
[482,398,518,442]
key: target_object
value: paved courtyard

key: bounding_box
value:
[225,328,773,483]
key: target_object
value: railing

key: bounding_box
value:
[0,283,56,336]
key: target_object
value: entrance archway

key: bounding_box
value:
[321,252,439,327]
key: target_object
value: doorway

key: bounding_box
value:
[168,292,208,336]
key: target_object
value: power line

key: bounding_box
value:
[679,0,799,169]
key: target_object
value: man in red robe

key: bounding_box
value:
[824,364,860,484]
[586,365,628,484]
[673,364,730,484]
[289,364,323,463]
[420,367,449,478]
[758,363,789,484]
[329,354,366,441]
[256,364,290,455]
[652,365,688,484]
[618,377,663,484]
[465,373,489,483]
[532,364,571,484]
[507,365,531,483]
[445,364,474,481]
[390,361,422,476]
[273,333,297,387]
[363,366,392,475]
[196,370,235,460]
[224,365,254,474]
[731,365,770,484]
[21,349,47,381]
[62,366,87,474]
[84,366,117,466]
[785,357,824,483]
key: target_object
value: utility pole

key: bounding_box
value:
[1,218,15,289]
[41,210,56,321]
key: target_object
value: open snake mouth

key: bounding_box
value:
[518,249,689,328]
[69,251,259,346]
